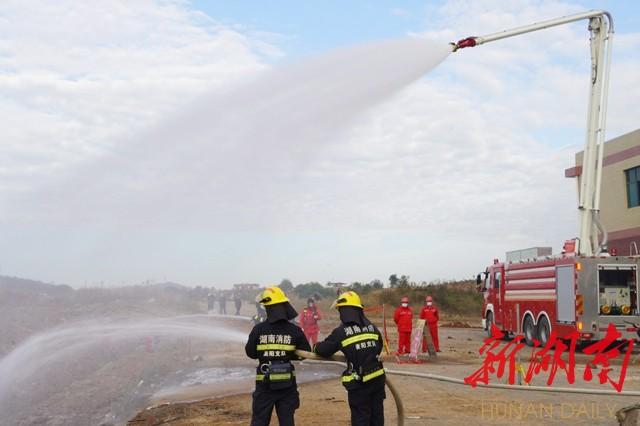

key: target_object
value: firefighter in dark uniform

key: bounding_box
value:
[315,291,386,426]
[246,286,311,426]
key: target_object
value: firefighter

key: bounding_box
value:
[393,296,412,355]
[246,286,310,426]
[420,295,440,352]
[300,298,322,346]
[315,291,385,426]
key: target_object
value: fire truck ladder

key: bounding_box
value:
[452,10,614,257]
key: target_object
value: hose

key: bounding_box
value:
[295,350,405,426]
[296,348,640,425]
[382,368,640,397]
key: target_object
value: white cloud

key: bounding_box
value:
[261,0,639,281]
[0,0,278,197]
[1,0,639,286]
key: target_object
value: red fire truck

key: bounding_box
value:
[453,11,640,345]
[479,245,640,346]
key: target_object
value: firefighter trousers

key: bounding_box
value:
[251,384,300,426]
[347,380,386,426]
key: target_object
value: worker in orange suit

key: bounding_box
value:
[420,295,440,352]
[300,298,322,346]
[393,296,413,354]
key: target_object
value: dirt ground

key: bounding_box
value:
[129,323,640,426]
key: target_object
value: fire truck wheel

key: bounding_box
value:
[523,315,535,346]
[485,312,493,338]
[537,316,550,346]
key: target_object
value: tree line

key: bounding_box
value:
[278,273,476,302]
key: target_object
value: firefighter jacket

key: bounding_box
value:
[315,320,385,390]
[393,306,413,333]
[420,305,439,324]
[300,306,322,334]
[245,319,311,387]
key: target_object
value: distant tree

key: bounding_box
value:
[389,274,399,288]
[370,279,384,290]
[360,283,373,294]
[279,279,294,293]
[351,282,363,293]
[294,282,333,299]
[399,275,410,288]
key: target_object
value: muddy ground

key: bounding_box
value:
[129,318,640,426]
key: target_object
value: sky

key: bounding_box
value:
[1,0,639,288]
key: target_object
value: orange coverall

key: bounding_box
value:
[420,305,440,352]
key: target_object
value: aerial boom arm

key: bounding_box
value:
[452,10,614,256]
[451,10,613,51]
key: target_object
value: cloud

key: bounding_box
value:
[0,0,278,198]
[261,0,639,281]
[1,0,639,286]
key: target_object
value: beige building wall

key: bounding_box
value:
[566,129,640,255]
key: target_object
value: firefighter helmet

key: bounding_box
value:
[425,295,433,302]
[401,296,409,303]
[331,291,363,309]
[256,286,289,306]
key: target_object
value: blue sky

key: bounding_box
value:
[193,0,437,56]
[192,0,640,57]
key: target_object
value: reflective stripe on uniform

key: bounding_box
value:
[256,372,295,381]
[341,333,379,347]
[362,368,384,382]
[341,368,383,384]
[341,373,359,383]
[269,373,293,381]
[256,344,297,351]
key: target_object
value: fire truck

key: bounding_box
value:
[453,10,640,345]
[479,246,639,346]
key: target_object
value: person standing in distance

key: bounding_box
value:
[218,290,227,314]
[315,291,385,426]
[393,296,413,355]
[246,286,310,426]
[234,290,243,315]
[420,295,440,352]
[300,297,322,346]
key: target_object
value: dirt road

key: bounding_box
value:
[130,325,640,425]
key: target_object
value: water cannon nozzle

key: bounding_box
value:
[451,37,477,52]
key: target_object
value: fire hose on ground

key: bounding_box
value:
[295,349,640,426]
[296,350,407,426]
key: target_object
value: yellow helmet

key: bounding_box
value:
[256,286,290,306]
[331,291,363,309]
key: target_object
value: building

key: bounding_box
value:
[565,129,640,255]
